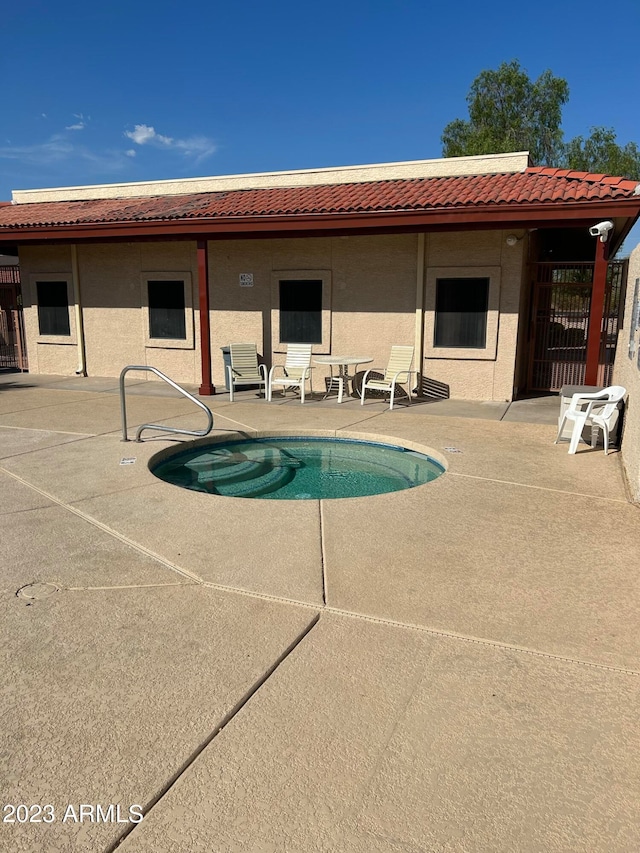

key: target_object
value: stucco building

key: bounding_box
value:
[0,151,639,406]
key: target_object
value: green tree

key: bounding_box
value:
[564,127,640,180]
[441,60,569,166]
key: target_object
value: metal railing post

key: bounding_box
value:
[119,365,214,442]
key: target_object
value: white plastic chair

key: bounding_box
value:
[555,385,626,455]
[227,343,267,402]
[267,344,313,404]
[360,346,416,410]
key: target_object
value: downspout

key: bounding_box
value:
[71,245,87,376]
[585,235,609,385]
[414,233,426,396]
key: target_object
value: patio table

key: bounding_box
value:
[313,355,373,403]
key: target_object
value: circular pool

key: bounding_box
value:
[150,436,445,500]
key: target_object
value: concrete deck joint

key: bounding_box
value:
[199,580,321,612]
[323,606,640,676]
[64,582,198,591]
[319,500,328,606]
[103,611,321,853]
[449,470,632,504]
[0,423,94,437]
[0,466,207,585]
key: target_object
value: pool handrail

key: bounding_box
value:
[119,365,213,442]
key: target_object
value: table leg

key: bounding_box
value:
[338,364,347,403]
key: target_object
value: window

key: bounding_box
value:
[141,273,193,349]
[434,278,489,349]
[147,280,186,340]
[271,269,331,355]
[279,279,322,344]
[36,281,71,336]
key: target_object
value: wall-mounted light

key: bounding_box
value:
[505,234,522,246]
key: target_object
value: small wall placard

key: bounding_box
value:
[239,273,254,287]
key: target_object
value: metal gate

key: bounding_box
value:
[0,267,28,371]
[527,261,625,391]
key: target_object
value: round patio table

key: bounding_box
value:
[313,355,373,403]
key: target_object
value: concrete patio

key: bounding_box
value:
[1,371,639,853]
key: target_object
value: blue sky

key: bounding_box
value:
[2,0,639,248]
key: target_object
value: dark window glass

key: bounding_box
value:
[279,280,322,344]
[37,281,70,336]
[434,278,489,348]
[148,280,186,339]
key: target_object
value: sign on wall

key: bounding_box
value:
[239,273,254,287]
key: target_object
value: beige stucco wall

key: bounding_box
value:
[21,246,80,376]
[613,244,640,501]
[20,229,526,401]
[20,242,200,385]
[422,231,526,400]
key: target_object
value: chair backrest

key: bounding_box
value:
[284,344,312,380]
[595,385,627,420]
[229,343,261,379]
[384,346,414,382]
[571,385,626,421]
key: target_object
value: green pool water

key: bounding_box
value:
[151,437,445,500]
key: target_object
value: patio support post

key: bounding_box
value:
[584,237,608,386]
[197,239,215,395]
[414,233,426,397]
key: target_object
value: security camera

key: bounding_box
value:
[588,221,614,242]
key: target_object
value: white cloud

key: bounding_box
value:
[0,134,134,173]
[0,119,217,186]
[124,123,216,162]
[65,113,87,131]
[125,124,173,146]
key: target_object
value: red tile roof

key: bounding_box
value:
[0,167,638,232]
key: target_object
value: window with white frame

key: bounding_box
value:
[31,274,76,344]
[271,270,331,354]
[424,266,501,360]
[141,272,194,349]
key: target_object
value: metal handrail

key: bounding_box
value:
[120,365,213,442]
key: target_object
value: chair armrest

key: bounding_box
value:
[362,367,383,383]
[569,393,610,418]
[570,391,609,406]
[268,365,286,381]
[389,369,415,383]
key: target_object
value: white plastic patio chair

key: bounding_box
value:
[267,344,313,404]
[555,385,626,455]
[360,345,416,410]
[226,343,267,402]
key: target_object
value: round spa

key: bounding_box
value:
[150,436,445,500]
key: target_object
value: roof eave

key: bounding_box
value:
[1,198,640,244]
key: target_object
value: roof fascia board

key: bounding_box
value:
[3,201,640,245]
